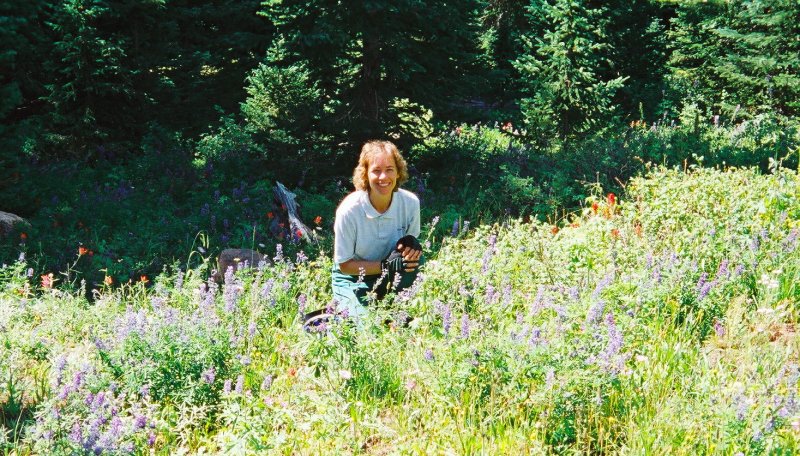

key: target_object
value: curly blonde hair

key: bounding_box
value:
[352,140,409,192]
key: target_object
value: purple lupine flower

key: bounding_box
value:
[593,273,613,299]
[200,285,215,311]
[273,244,284,262]
[750,236,760,253]
[784,229,798,252]
[201,367,216,384]
[451,220,460,236]
[431,215,440,227]
[241,356,251,367]
[735,395,748,420]
[513,324,529,342]
[150,296,165,310]
[651,266,662,284]
[235,375,244,395]
[109,416,123,438]
[696,273,714,300]
[223,379,232,394]
[764,416,776,433]
[436,301,452,335]
[297,294,307,315]
[714,320,725,337]
[175,270,184,291]
[528,327,542,347]
[460,314,470,339]
[58,384,72,401]
[502,284,513,306]
[70,421,83,444]
[462,220,470,233]
[134,415,147,430]
[716,259,730,281]
[424,349,435,361]
[223,268,241,313]
[148,432,156,447]
[598,313,623,374]
[248,322,257,339]
[140,384,150,397]
[734,264,745,277]
[27,267,34,277]
[261,375,274,391]
[53,354,68,387]
[71,370,86,390]
[260,278,275,300]
[568,286,580,301]
[530,286,546,316]
[296,251,308,264]
[586,300,606,325]
[698,281,714,301]
[85,419,101,449]
[92,391,106,411]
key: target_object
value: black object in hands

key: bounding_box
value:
[396,234,422,252]
[381,250,405,279]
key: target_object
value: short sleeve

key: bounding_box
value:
[334,206,357,265]
[407,192,421,237]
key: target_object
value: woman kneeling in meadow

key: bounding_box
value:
[330,140,423,321]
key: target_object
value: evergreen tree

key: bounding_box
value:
[514,0,626,141]
[34,0,272,159]
[476,0,541,108]
[667,0,800,119]
[41,0,143,157]
[257,0,482,146]
[0,1,49,152]
[602,0,670,121]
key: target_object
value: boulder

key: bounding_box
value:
[213,248,271,283]
[0,211,27,236]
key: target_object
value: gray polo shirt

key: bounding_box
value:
[334,189,420,267]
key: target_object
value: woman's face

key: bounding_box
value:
[367,151,397,197]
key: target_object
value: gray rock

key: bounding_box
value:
[0,211,27,236]
[213,248,271,283]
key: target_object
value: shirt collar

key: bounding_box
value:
[360,191,394,219]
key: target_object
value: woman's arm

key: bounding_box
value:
[338,259,383,276]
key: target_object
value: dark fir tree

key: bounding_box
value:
[475,0,542,110]
[34,0,271,159]
[256,0,482,146]
[667,0,799,119]
[1,1,51,149]
[514,0,626,142]
[42,0,143,158]
[602,0,670,121]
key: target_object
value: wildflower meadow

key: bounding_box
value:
[2,163,799,454]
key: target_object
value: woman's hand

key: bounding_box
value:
[397,241,422,272]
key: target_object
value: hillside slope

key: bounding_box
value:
[1,165,799,454]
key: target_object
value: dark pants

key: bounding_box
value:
[331,256,424,321]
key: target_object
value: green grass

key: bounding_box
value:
[1,165,799,454]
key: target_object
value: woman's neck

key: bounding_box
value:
[368,191,392,213]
